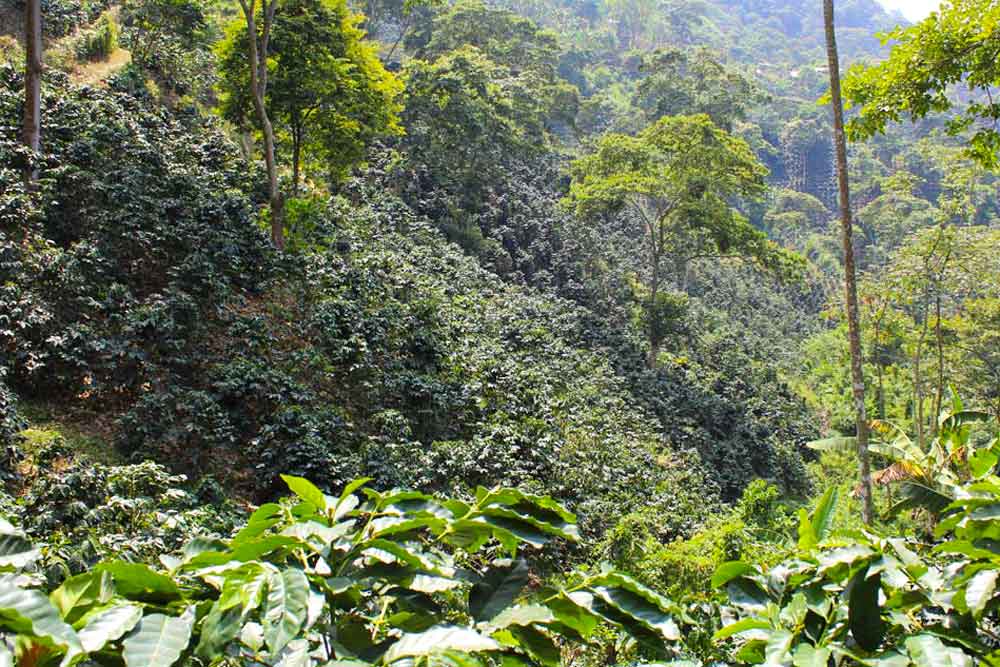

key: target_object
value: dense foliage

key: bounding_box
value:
[0,476,697,667]
[2,0,1000,664]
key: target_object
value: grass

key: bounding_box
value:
[72,47,131,86]
[17,401,124,465]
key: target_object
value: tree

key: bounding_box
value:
[120,0,213,96]
[565,114,798,368]
[221,0,400,194]
[635,47,765,131]
[824,0,872,524]
[392,43,571,248]
[842,0,1000,169]
[233,0,284,249]
[220,0,401,238]
[22,0,41,186]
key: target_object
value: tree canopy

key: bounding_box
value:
[217,0,403,190]
[843,0,1000,168]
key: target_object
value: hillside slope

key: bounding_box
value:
[0,67,815,548]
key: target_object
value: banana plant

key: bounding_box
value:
[808,394,996,518]
[0,476,691,667]
[711,487,989,666]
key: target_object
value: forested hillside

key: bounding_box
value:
[1,0,1000,663]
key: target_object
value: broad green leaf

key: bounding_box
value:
[230,536,302,564]
[409,573,461,594]
[792,644,831,667]
[507,625,559,667]
[479,507,579,543]
[964,568,998,619]
[807,437,855,452]
[283,520,353,546]
[488,605,555,630]
[969,447,999,479]
[940,410,992,431]
[735,638,767,664]
[726,577,770,612]
[474,489,576,523]
[427,651,485,667]
[763,630,792,666]
[588,571,675,614]
[0,574,83,655]
[796,509,816,552]
[711,561,757,589]
[215,563,268,612]
[475,515,550,551]
[181,537,228,563]
[544,593,600,639]
[263,568,309,656]
[818,545,875,573]
[50,571,114,624]
[339,478,372,505]
[384,626,500,662]
[196,601,243,658]
[779,593,808,628]
[370,517,446,539]
[469,560,529,622]
[241,621,264,652]
[121,612,193,667]
[94,562,180,603]
[970,504,1000,521]
[445,520,498,553]
[849,568,883,652]
[78,604,142,653]
[713,618,771,641]
[810,487,838,542]
[934,540,996,560]
[851,651,909,667]
[587,584,680,641]
[362,539,453,577]
[0,530,39,570]
[276,638,312,667]
[281,475,327,511]
[233,504,283,545]
[903,634,974,667]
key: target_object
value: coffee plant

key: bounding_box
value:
[0,475,694,667]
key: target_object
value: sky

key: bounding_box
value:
[875,0,939,20]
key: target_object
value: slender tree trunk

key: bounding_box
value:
[647,235,661,369]
[23,0,42,187]
[933,292,945,435]
[824,0,873,525]
[872,301,887,420]
[914,300,929,447]
[238,0,285,251]
[874,327,886,420]
[291,121,301,196]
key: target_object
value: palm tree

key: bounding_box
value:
[823,0,873,524]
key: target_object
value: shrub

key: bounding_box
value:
[0,436,240,583]
[75,11,119,60]
[0,476,700,666]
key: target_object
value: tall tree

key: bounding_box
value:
[842,0,1000,169]
[565,114,798,368]
[824,0,873,525]
[236,0,284,250]
[219,0,402,195]
[22,0,42,186]
[635,47,765,131]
